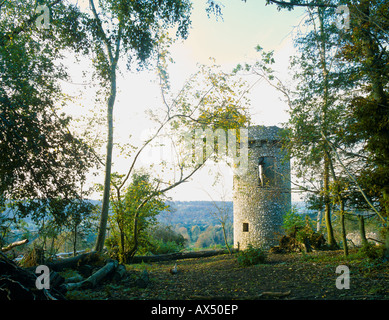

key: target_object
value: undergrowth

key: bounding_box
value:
[236,244,266,267]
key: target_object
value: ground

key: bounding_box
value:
[66,249,389,300]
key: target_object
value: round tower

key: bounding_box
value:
[233,125,291,250]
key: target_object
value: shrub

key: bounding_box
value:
[282,208,306,235]
[237,244,266,267]
[358,243,385,261]
[278,208,326,252]
[151,239,184,254]
[148,225,187,254]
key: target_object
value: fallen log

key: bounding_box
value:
[46,251,100,272]
[180,249,237,259]
[66,260,118,290]
[130,252,181,263]
[130,249,237,264]
[65,273,84,284]
[85,260,118,288]
[112,264,127,282]
[1,239,29,252]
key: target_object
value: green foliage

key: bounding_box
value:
[0,0,97,226]
[194,225,226,248]
[282,207,306,235]
[236,244,266,267]
[281,208,326,251]
[358,243,385,262]
[148,224,186,254]
[106,171,168,262]
[294,217,316,244]
[16,200,98,256]
[182,62,251,132]
[86,0,192,80]
[190,225,201,242]
[339,1,389,218]
[151,239,183,255]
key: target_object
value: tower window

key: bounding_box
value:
[258,156,276,187]
[258,157,264,187]
[243,223,249,232]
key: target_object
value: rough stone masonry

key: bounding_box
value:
[233,125,291,250]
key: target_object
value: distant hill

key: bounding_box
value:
[158,201,233,227]
[3,199,311,231]
[157,200,311,227]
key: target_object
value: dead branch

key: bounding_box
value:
[0,252,65,300]
[1,239,29,252]
[367,237,384,244]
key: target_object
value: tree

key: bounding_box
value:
[0,1,97,231]
[147,224,187,254]
[107,171,167,263]
[234,39,342,248]
[257,0,389,253]
[208,199,232,253]
[289,6,345,249]
[92,37,250,255]
[191,225,201,242]
[338,0,389,254]
[201,167,233,253]
[83,0,192,253]
[65,198,98,256]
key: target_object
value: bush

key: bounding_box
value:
[282,208,306,235]
[151,239,184,254]
[358,243,385,261]
[148,225,187,254]
[277,208,326,253]
[237,244,266,267]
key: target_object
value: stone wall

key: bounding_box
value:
[233,126,291,250]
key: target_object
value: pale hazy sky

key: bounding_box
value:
[65,0,308,201]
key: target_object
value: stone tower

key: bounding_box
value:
[233,125,291,250]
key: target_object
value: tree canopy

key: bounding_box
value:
[0,0,97,223]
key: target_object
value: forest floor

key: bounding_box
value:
[66,249,389,300]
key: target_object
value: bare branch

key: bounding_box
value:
[321,130,386,225]
[1,239,29,252]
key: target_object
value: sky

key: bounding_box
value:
[66,0,309,202]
